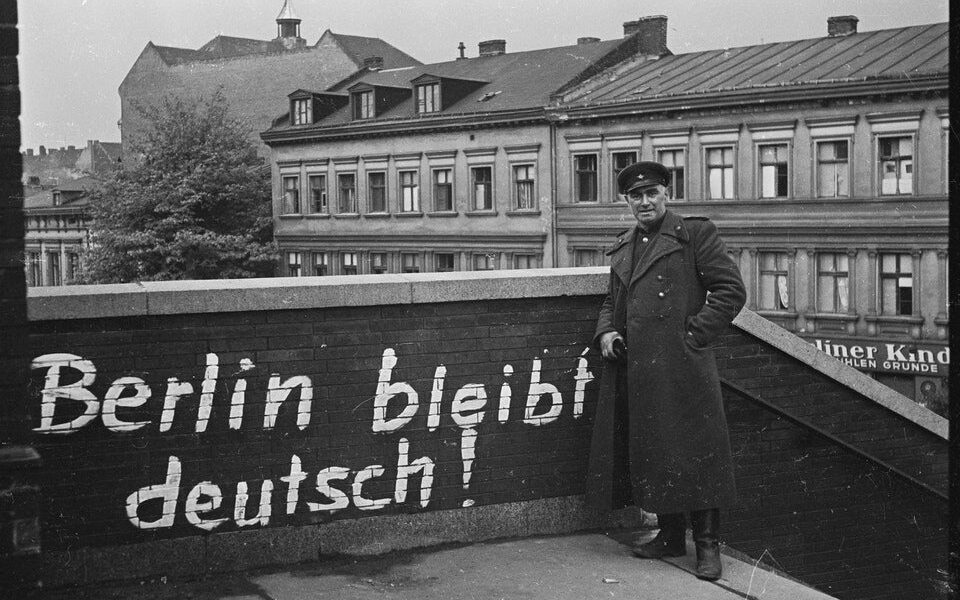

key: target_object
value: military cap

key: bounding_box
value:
[617,161,670,194]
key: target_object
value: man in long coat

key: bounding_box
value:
[586,161,746,580]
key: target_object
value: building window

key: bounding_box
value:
[706,147,735,199]
[67,252,79,283]
[433,169,453,211]
[47,253,62,286]
[353,91,374,119]
[416,83,440,114]
[342,252,358,275]
[574,249,600,267]
[879,136,913,195]
[399,170,420,212]
[816,140,850,198]
[401,253,420,273]
[612,151,637,193]
[27,251,41,286]
[435,253,455,272]
[513,164,536,210]
[293,99,312,125]
[574,154,598,202]
[474,253,497,271]
[757,252,789,310]
[471,166,493,211]
[313,252,328,276]
[370,252,388,274]
[514,254,538,269]
[368,172,387,213]
[816,253,849,313]
[758,144,789,198]
[657,148,685,200]
[879,253,913,315]
[338,173,356,213]
[282,175,300,214]
[286,252,302,277]
[308,175,328,213]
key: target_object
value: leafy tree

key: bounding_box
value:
[79,91,278,283]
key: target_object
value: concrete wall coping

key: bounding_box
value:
[28,267,946,439]
[732,309,948,440]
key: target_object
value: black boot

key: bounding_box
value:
[690,508,722,580]
[632,512,686,558]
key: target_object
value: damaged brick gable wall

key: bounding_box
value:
[26,274,947,599]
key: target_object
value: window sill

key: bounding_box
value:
[506,209,541,216]
[934,315,949,326]
[332,213,360,219]
[465,210,499,217]
[364,212,391,219]
[865,314,924,324]
[755,310,799,318]
[279,213,304,219]
[427,211,459,218]
[396,212,424,218]
[806,312,858,321]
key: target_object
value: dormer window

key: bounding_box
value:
[292,98,312,125]
[354,90,374,119]
[53,191,62,206]
[416,83,440,114]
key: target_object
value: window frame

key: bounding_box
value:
[815,252,851,314]
[435,253,456,272]
[353,90,374,120]
[876,134,915,197]
[573,248,601,267]
[341,252,358,275]
[573,153,599,203]
[471,166,494,211]
[367,171,387,213]
[399,170,420,213]
[401,252,421,273]
[756,251,790,311]
[286,251,303,277]
[415,82,441,114]
[432,168,454,212]
[307,173,328,214]
[610,151,637,198]
[337,173,357,214]
[312,251,329,276]
[370,252,388,274]
[292,98,312,125]
[704,145,736,200]
[814,138,851,199]
[878,252,915,316]
[756,142,791,199]
[512,163,537,210]
[281,175,301,214]
[656,147,686,200]
[473,252,498,271]
[513,254,539,269]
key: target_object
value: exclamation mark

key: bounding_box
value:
[460,427,477,507]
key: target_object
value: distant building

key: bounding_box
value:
[262,15,948,408]
[21,139,119,186]
[261,17,670,275]
[549,17,949,408]
[23,176,97,287]
[118,0,420,157]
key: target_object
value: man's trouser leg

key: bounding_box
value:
[632,512,686,558]
[690,508,722,580]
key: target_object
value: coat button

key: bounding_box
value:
[656,275,664,281]
[641,236,649,243]
[658,291,665,298]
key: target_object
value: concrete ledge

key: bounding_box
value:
[42,495,639,587]
[733,309,948,439]
[27,268,610,321]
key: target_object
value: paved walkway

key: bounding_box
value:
[41,532,836,600]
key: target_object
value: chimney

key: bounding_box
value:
[478,39,506,57]
[827,15,858,37]
[578,37,600,45]
[363,56,384,70]
[67,145,75,151]
[457,41,466,60]
[39,145,46,156]
[25,148,33,156]
[622,15,668,56]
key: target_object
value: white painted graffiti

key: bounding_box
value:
[32,346,595,531]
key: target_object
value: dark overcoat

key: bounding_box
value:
[585,210,746,514]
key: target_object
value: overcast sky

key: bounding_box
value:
[18,0,948,150]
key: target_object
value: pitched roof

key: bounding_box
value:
[328,33,422,70]
[270,37,635,130]
[563,23,947,106]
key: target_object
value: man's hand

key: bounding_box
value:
[600,331,625,361]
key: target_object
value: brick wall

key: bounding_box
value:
[26,272,948,598]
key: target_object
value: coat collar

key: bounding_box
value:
[607,211,689,286]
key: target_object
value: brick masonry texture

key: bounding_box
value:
[26,291,947,598]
